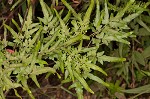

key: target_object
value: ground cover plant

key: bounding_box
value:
[0,0,150,98]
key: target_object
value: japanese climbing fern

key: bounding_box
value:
[0,0,148,98]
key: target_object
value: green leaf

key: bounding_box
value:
[60,86,77,97]
[63,34,83,47]
[18,13,23,25]
[25,28,39,39]
[29,27,42,46]
[82,35,90,40]
[142,46,150,58]
[66,57,74,81]
[10,0,22,11]
[12,19,20,31]
[48,39,61,52]
[97,51,105,57]
[135,70,145,81]
[14,89,22,99]
[54,9,69,35]
[26,5,33,24]
[103,28,132,44]
[108,81,123,94]
[136,18,150,33]
[29,23,40,29]
[59,60,65,74]
[0,88,5,99]
[45,2,53,15]
[61,0,81,21]
[34,41,41,57]
[4,76,21,89]
[98,55,126,63]
[4,24,21,42]
[141,15,150,24]
[115,0,135,19]
[63,10,71,23]
[83,0,94,23]
[93,0,100,27]
[102,0,109,24]
[133,51,145,66]
[21,0,27,16]
[87,73,109,87]
[118,43,123,57]
[138,28,150,36]
[123,11,144,23]
[122,84,150,93]
[41,30,59,52]
[85,63,107,76]
[71,20,79,32]
[73,71,94,94]
[21,77,35,99]
[141,70,150,76]
[30,74,40,88]
[31,67,56,75]
[36,59,48,67]
[40,0,49,20]
[69,82,83,99]
[80,47,97,53]
[109,21,129,29]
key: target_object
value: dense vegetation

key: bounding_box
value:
[0,0,150,98]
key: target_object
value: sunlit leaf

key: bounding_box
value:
[21,77,35,99]
[61,0,81,21]
[66,57,74,81]
[93,0,100,28]
[63,10,71,23]
[30,74,40,88]
[83,0,95,24]
[87,73,109,87]
[98,55,126,63]
[115,0,135,19]
[14,89,22,99]
[12,19,20,31]
[29,27,42,46]
[31,67,56,75]
[54,9,69,35]
[40,0,49,20]
[18,13,23,25]
[85,63,107,76]
[102,0,109,24]
[73,71,94,94]
[4,24,21,42]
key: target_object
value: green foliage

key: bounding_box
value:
[0,0,150,98]
[108,0,150,98]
